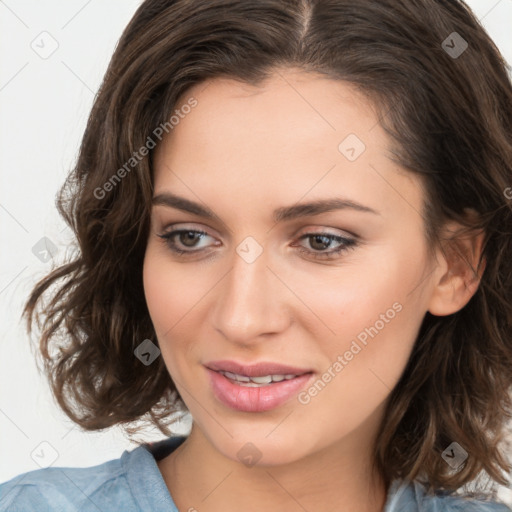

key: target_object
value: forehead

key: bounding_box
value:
[152,69,423,227]
[169,69,379,150]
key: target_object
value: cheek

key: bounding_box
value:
[290,243,428,390]
[289,242,426,339]
[142,247,217,377]
[143,247,206,335]
[289,272,423,441]
[142,250,188,361]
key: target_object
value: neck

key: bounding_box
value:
[158,419,388,512]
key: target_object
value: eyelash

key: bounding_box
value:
[157,229,358,261]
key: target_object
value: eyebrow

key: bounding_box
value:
[152,192,380,223]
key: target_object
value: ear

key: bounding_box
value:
[427,216,486,317]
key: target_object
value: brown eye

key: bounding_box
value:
[294,232,357,261]
[178,231,204,247]
[157,229,214,255]
[309,234,335,251]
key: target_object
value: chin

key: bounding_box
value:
[213,433,313,468]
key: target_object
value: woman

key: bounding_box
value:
[1,0,511,510]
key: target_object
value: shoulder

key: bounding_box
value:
[424,493,512,512]
[0,450,138,512]
[0,436,186,512]
[386,479,512,512]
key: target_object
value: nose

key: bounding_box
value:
[211,242,291,345]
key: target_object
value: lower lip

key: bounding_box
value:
[206,368,314,412]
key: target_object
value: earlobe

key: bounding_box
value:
[427,221,486,317]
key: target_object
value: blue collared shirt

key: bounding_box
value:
[1,436,510,511]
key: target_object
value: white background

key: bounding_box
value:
[1,0,511,504]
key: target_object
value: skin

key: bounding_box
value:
[143,67,483,512]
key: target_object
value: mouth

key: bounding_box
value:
[214,370,307,387]
[204,360,314,412]
[205,359,313,378]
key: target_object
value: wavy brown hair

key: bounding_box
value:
[23,0,512,497]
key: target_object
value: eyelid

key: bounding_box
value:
[158,223,357,242]
[158,222,222,238]
[294,225,358,239]
[157,223,360,262]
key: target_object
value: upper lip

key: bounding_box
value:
[205,360,313,378]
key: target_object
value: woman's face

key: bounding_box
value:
[143,68,441,465]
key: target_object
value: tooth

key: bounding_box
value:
[250,375,273,384]
[220,371,301,386]
[220,371,252,383]
[221,371,250,382]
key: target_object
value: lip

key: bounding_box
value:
[204,361,314,413]
[205,360,313,378]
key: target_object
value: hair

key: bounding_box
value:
[23,0,512,498]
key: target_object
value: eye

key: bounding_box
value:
[293,232,357,260]
[157,228,358,261]
[157,229,218,256]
